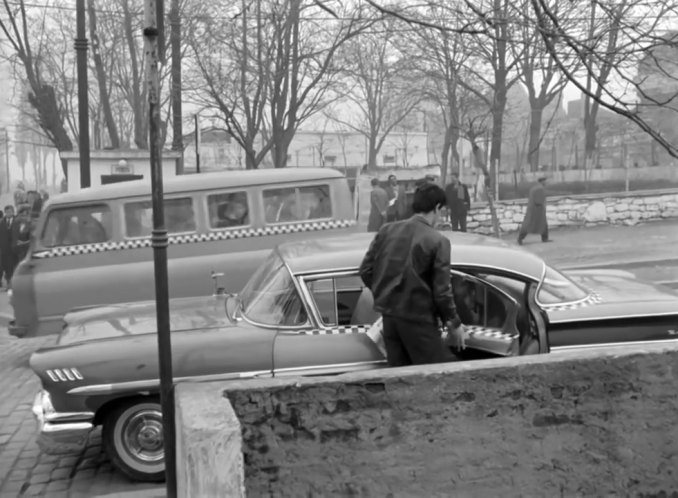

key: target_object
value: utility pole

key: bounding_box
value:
[75,0,91,188]
[143,1,176,496]
[194,114,200,173]
[170,0,183,154]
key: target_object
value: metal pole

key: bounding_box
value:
[194,114,200,173]
[75,0,90,188]
[143,1,176,496]
[4,129,9,194]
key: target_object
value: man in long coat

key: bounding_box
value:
[367,178,389,232]
[518,177,550,245]
[384,174,407,222]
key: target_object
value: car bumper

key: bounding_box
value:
[32,390,94,454]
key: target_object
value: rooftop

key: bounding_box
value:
[278,231,546,282]
[48,168,346,204]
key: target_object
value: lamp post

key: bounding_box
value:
[75,0,90,188]
[144,0,176,496]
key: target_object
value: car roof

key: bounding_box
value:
[49,168,346,205]
[278,231,545,282]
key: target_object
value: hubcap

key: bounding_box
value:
[123,409,164,463]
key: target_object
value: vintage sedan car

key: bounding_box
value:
[29,232,678,481]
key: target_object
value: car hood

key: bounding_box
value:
[58,296,233,346]
[547,269,678,321]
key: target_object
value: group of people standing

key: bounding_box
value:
[0,182,48,288]
[367,173,551,244]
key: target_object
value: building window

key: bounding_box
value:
[383,154,395,164]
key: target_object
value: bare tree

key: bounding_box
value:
[186,0,371,169]
[330,20,421,171]
[88,0,120,148]
[0,1,73,171]
[530,0,678,159]
[512,0,576,171]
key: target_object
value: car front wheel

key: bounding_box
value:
[103,399,166,482]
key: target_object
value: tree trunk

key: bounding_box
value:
[440,125,453,186]
[367,135,378,171]
[88,0,120,149]
[122,0,147,149]
[490,83,507,181]
[527,105,544,172]
[469,135,501,238]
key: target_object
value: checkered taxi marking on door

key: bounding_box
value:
[543,291,603,312]
[299,325,369,335]
[31,219,357,259]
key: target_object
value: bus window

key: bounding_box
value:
[124,198,196,237]
[41,205,112,247]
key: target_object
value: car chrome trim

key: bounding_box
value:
[67,370,274,395]
[46,368,84,383]
[273,360,387,377]
[535,263,594,309]
[548,310,678,324]
[551,338,678,352]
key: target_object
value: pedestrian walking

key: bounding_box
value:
[384,174,407,222]
[359,182,467,367]
[367,178,389,232]
[0,205,15,287]
[445,173,471,232]
[518,177,551,245]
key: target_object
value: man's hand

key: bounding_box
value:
[446,321,466,351]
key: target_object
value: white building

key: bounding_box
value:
[182,127,434,172]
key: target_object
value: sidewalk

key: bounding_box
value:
[497,219,678,269]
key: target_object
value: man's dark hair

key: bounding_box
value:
[388,174,397,181]
[450,172,459,179]
[412,183,447,214]
[4,205,13,211]
[371,178,380,187]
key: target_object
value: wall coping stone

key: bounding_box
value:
[220,340,678,393]
[471,187,678,207]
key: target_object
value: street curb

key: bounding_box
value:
[560,256,678,271]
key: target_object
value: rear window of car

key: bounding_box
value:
[263,184,332,224]
[207,191,250,229]
[124,197,196,237]
[537,266,590,305]
[41,204,112,247]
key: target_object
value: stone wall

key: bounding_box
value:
[176,342,678,497]
[468,188,678,234]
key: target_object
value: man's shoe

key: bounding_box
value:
[542,239,553,243]
[517,238,523,246]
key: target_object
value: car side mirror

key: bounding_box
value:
[224,293,241,323]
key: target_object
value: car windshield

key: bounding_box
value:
[239,253,307,326]
[537,266,590,305]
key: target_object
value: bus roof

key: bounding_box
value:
[50,168,347,205]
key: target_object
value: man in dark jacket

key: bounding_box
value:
[445,173,471,232]
[359,183,466,366]
[367,178,389,232]
[0,205,14,286]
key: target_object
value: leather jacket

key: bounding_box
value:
[359,215,461,327]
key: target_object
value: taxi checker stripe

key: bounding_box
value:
[31,219,356,259]
[300,325,368,336]
[546,291,602,312]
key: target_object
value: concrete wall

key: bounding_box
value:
[468,189,678,234]
[176,342,678,497]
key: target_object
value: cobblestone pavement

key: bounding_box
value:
[0,331,164,497]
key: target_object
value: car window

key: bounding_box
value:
[124,197,196,237]
[240,254,307,326]
[307,275,373,326]
[41,204,112,247]
[452,273,508,328]
[263,184,332,224]
[537,266,590,305]
[207,191,250,229]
